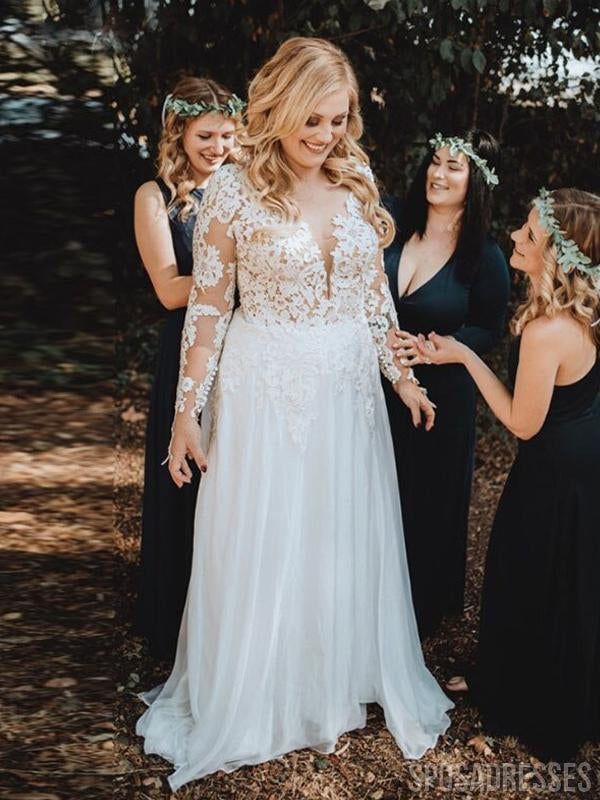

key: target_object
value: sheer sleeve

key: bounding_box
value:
[357,164,414,383]
[364,250,414,384]
[174,167,240,420]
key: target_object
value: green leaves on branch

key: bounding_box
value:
[472,48,486,73]
[543,0,559,15]
[406,0,424,14]
[452,46,486,74]
[460,46,473,72]
[364,0,422,14]
[440,40,485,74]
[440,38,454,63]
[364,0,392,10]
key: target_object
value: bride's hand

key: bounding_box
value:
[415,332,468,366]
[391,328,428,367]
[394,379,436,431]
[168,416,207,488]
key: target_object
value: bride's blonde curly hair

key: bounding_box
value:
[241,37,394,247]
[157,76,243,220]
[512,188,600,346]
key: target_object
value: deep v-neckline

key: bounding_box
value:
[299,192,354,291]
[398,243,453,299]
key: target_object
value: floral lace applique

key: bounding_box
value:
[173,164,411,445]
[174,169,240,421]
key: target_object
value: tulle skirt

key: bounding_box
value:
[136,312,453,790]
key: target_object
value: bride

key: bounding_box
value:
[136,37,453,790]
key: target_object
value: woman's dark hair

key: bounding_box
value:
[399,129,500,284]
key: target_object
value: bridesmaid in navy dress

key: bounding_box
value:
[425,188,600,761]
[383,131,510,638]
[133,77,243,660]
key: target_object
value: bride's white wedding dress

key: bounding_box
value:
[136,163,453,790]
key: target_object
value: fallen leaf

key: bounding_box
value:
[334,740,350,756]
[44,677,78,688]
[16,795,61,800]
[121,405,145,423]
[87,732,113,742]
[126,671,140,688]
[468,734,494,757]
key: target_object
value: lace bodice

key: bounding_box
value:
[175,164,406,419]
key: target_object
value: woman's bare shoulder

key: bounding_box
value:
[522,313,588,356]
[135,180,165,206]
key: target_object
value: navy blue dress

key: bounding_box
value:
[383,227,510,638]
[470,339,600,761]
[134,179,204,661]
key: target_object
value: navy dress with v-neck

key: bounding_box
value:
[383,223,510,638]
[134,178,204,661]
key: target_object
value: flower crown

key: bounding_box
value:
[428,133,499,188]
[161,93,246,125]
[533,187,600,295]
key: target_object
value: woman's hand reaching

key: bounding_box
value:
[391,328,433,368]
[168,416,208,488]
[415,332,468,366]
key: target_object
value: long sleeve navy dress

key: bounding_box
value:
[383,220,510,639]
[134,179,204,661]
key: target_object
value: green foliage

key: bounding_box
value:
[533,188,600,280]
[80,1,600,248]
[429,133,499,185]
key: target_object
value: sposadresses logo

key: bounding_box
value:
[407,761,596,794]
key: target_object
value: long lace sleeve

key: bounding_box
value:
[364,250,414,384]
[174,168,240,420]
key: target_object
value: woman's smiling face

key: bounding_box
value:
[279,87,349,174]
[510,208,548,278]
[182,113,236,183]
[426,146,470,208]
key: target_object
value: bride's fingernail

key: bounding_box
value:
[201,466,207,473]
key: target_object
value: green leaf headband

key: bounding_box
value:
[161,93,246,125]
[533,188,600,301]
[429,133,499,188]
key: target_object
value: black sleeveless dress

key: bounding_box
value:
[470,337,600,761]
[383,227,510,639]
[134,179,204,661]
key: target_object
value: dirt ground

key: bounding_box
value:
[4,383,598,800]
[0,393,114,799]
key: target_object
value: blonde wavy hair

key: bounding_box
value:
[157,76,243,220]
[241,37,394,247]
[512,188,600,346]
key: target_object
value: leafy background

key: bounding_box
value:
[105,0,600,378]
[107,0,600,223]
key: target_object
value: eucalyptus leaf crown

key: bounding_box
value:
[429,133,499,188]
[533,187,600,295]
[161,93,246,125]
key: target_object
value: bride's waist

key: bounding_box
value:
[222,310,376,362]
[232,308,369,337]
